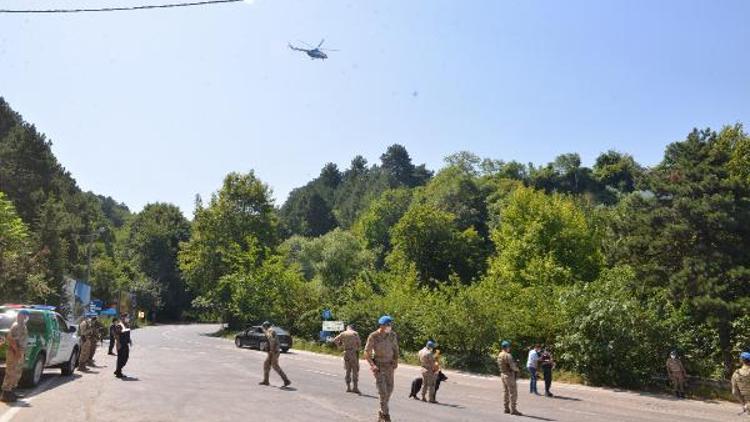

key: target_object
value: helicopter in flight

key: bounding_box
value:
[288,39,338,60]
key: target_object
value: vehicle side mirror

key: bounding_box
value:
[69,326,77,333]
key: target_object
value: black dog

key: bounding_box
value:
[409,371,448,399]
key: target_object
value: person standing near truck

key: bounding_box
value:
[1,310,29,403]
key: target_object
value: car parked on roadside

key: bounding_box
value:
[234,325,292,353]
[0,305,80,387]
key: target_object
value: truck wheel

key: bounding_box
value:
[281,348,289,353]
[21,354,45,388]
[61,348,79,376]
[235,337,242,348]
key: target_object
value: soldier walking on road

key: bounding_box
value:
[497,340,522,416]
[418,340,439,403]
[258,321,291,387]
[333,323,361,394]
[0,310,29,403]
[666,350,688,398]
[77,315,94,372]
[364,315,399,422]
[731,352,750,415]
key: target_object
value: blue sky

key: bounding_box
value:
[1,0,748,215]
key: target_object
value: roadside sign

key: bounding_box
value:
[138,311,145,319]
[322,309,333,320]
[322,321,344,332]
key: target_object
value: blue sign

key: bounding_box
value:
[322,309,333,320]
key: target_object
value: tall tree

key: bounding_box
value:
[179,171,278,319]
[127,203,191,321]
[607,126,750,377]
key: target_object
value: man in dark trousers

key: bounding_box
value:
[108,317,119,355]
[114,314,132,378]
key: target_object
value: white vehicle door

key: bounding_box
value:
[52,313,74,365]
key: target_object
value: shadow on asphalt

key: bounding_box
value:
[551,395,581,402]
[13,372,83,403]
[520,415,556,421]
[120,376,140,382]
[431,401,465,409]
[280,386,297,391]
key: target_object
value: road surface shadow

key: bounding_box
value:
[519,415,556,421]
[551,395,581,402]
[280,386,297,391]
[120,376,140,381]
[431,401,464,409]
[14,372,82,401]
[0,400,31,409]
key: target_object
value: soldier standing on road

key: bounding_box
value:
[731,352,750,415]
[77,315,94,372]
[364,315,399,422]
[418,340,439,403]
[258,321,291,387]
[88,315,104,366]
[497,340,522,416]
[1,310,30,403]
[332,323,361,394]
[666,350,688,398]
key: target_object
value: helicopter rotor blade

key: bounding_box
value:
[297,39,314,48]
[321,48,339,52]
[317,38,325,48]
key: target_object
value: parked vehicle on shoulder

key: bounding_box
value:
[235,325,292,353]
[0,305,80,387]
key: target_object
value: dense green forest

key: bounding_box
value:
[2,97,749,387]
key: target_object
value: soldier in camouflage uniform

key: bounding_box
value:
[87,316,104,366]
[333,323,362,394]
[497,340,522,416]
[666,350,688,398]
[732,352,750,415]
[364,315,399,422]
[418,340,438,403]
[1,310,30,403]
[77,316,94,371]
[258,321,291,387]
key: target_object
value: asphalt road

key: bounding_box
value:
[0,324,740,422]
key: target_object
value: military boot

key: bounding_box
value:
[0,391,16,403]
[283,378,292,388]
[377,411,386,421]
[352,383,361,395]
[346,382,352,392]
[504,407,511,414]
[511,409,523,416]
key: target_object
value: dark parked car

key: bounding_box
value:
[235,325,292,353]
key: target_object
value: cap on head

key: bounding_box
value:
[262,321,271,328]
[741,352,750,362]
[347,323,356,331]
[426,340,437,349]
[501,340,511,349]
[378,315,393,326]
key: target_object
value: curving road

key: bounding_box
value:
[0,324,739,421]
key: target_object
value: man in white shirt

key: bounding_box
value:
[526,344,542,395]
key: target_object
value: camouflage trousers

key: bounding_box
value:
[1,348,25,391]
[501,373,518,412]
[669,374,686,393]
[375,363,395,417]
[343,351,359,386]
[421,369,436,401]
[263,351,289,384]
[88,339,98,363]
[78,339,93,369]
